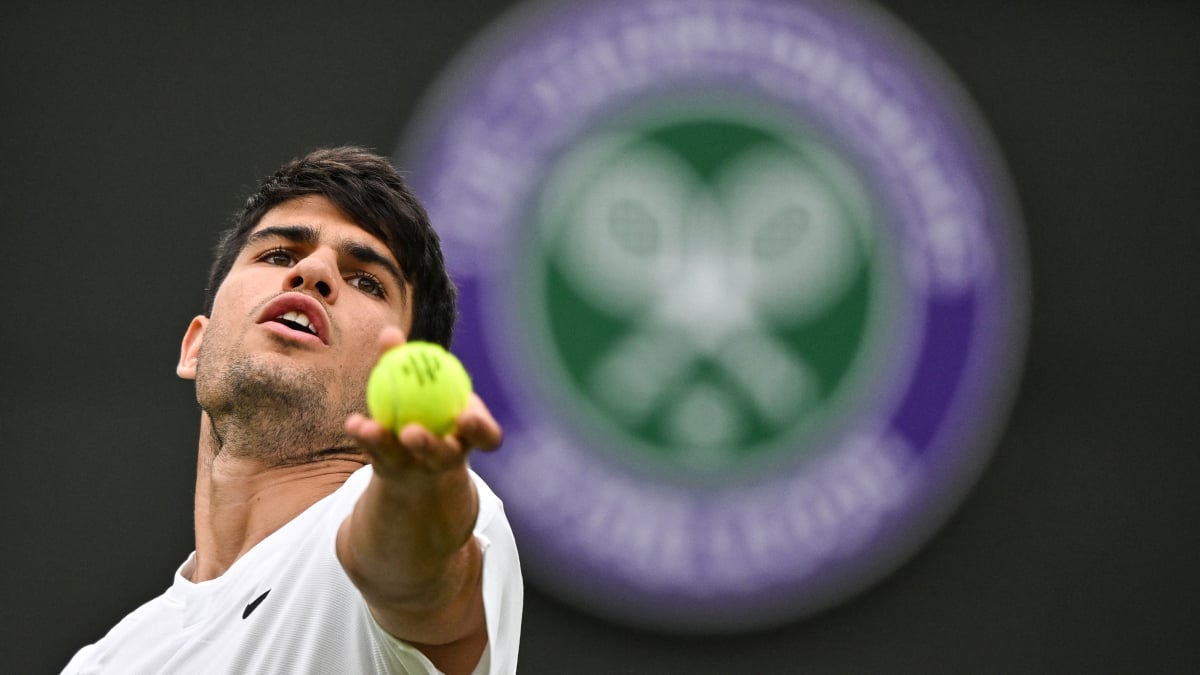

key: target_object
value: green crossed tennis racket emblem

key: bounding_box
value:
[527,119,881,472]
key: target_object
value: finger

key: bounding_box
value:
[397,423,439,455]
[345,413,408,466]
[345,412,391,446]
[399,423,473,470]
[453,394,503,453]
[348,414,462,477]
[376,325,408,353]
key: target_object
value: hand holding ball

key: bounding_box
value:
[366,341,472,436]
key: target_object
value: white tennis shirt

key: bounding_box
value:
[62,466,522,674]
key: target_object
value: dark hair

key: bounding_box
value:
[203,146,456,347]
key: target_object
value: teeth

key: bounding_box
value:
[279,310,315,334]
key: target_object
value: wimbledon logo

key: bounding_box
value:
[398,0,1028,632]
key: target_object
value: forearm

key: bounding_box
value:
[336,464,483,643]
[337,379,503,668]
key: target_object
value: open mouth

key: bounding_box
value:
[258,293,329,344]
[273,310,318,337]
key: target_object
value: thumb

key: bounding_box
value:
[376,325,408,354]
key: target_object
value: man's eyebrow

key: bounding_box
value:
[245,224,319,248]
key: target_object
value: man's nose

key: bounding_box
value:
[285,252,339,302]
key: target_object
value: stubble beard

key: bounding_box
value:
[194,340,367,465]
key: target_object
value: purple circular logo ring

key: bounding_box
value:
[399,0,1028,632]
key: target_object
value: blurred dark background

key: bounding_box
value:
[2,1,1197,672]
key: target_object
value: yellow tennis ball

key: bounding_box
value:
[366,341,472,436]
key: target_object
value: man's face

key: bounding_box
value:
[178,195,413,460]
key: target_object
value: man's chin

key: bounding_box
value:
[198,357,326,421]
[194,349,368,462]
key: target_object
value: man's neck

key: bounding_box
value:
[189,417,366,583]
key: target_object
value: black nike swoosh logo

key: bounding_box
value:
[242,589,271,619]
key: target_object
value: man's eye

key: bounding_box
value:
[350,273,386,298]
[259,249,294,266]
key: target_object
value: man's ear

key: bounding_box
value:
[177,315,208,380]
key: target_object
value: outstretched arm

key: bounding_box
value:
[337,329,503,675]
